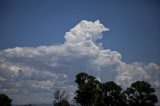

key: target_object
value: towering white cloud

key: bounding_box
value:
[0,20,159,104]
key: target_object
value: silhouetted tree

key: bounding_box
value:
[96,81,126,106]
[74,73,158,106]
[123,81,158,106]
[0,93,12,106]
[74,72,100,106]
[52,89,70,106]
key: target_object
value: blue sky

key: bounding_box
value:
[0,0,160,104]
[1,0,160,64]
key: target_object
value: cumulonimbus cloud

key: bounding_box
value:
[0,20,159,104]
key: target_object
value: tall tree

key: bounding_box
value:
[123,81,158,106]
[74,72,99,106]
[96,81,126,106]
[74,73,158,106]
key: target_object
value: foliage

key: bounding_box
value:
[96,81,126,106]
[74,72,100,106]
[123,81,158,106]
[0,93,12,106]
[74,72,158,106]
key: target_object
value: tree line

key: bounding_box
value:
[73,72,158,106]
[0,72,158,106]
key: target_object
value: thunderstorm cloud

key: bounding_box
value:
[0,20,159,104]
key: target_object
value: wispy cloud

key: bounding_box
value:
[0,20,159,104]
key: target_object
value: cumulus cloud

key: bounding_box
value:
[0,20,159,104]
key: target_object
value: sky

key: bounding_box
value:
[0,0,160,105]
